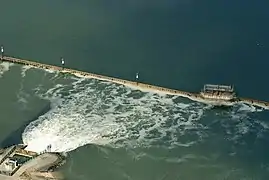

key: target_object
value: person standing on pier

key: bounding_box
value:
[1,45,4,60]
[47,144,52,152]
[61,57,65,70]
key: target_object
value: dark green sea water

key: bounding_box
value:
[0,0,269,179]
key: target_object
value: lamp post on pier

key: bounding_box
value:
[1,45,4,60]
[61,57,65,69]
[135,72,139,85]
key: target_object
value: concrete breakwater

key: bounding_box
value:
[15,152,66,179]
[1,55,269,110]
[0,145,65,180]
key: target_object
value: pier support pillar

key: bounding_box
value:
[1,45,4,60]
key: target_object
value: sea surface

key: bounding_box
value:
[0,0,269,179]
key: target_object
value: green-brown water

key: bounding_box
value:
[0,0,269,179]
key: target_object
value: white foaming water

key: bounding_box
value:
[21,65,33,77]
[237,102,263,112]
[43,68,56,73]
[22,74,210,153]
[20,66,264,153]
[0,62,14,77]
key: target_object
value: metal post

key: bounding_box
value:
[61,57,65,69]
[0,45,4,60]
[135,72,139,85]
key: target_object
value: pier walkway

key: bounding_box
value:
[0,146,63,180]
[13,153,60,178]
[1,55,269,110]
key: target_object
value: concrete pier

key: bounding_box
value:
[1,55,269,110]
[0,145,65,180]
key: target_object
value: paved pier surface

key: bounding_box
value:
[1,55,269,110]
[0,174,15,180]
[13,153,60,177]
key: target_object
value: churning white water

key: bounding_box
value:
[20,67,264,153]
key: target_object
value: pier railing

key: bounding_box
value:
[0,146,16,165]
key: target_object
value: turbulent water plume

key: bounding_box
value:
[21,76,208,152]
[0,62,14,77]
[18,65,265,153]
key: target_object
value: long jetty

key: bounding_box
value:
[1,55,269,110]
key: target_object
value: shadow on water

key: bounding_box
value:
[209,105,233,111]
[0,102,51,148]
